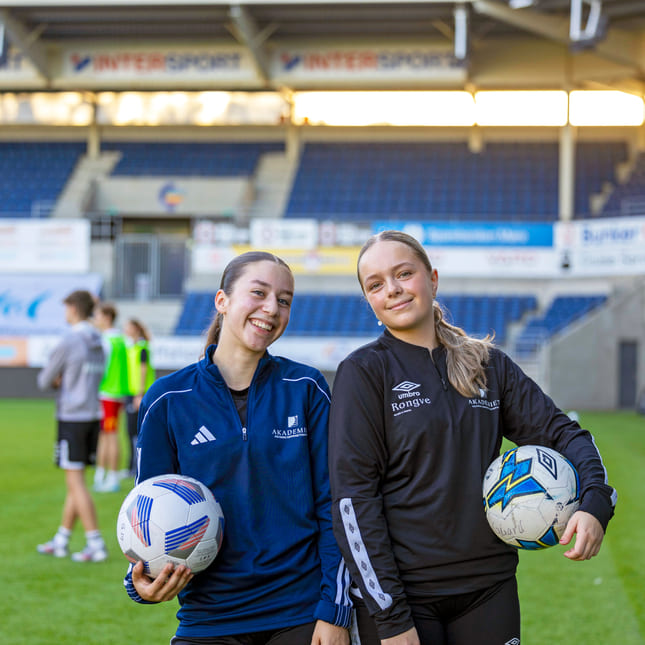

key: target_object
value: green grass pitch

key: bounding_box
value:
[1,398,643,644]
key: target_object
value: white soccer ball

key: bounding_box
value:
[117,474,224,578]
[482,445,580,550]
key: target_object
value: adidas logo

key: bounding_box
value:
[191,425,216,445]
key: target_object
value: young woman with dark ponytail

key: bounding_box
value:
[124,251,352,645]
[329,230,616,645]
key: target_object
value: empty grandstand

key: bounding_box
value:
[1,1,644,411]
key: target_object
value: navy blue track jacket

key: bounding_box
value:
[329,331,616,639]
[124,346,352,637]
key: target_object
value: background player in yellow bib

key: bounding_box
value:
[123,317,155,479]
[93,302,130,493]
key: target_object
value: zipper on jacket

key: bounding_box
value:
[429,348,449,391]
[242,426,248,441]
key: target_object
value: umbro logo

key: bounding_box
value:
[191,425,216,445]
[392,381,421,393]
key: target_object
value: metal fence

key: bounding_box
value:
[114,233,189,300]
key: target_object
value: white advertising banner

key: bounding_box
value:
[57,45,258,88]
[272,44,467,87]
[0,273,103,336]
[425,247,562,278]
[149,336,204,370]
[25,334,363,373]
[191,245,238,275]
[555,216,645,276]
[27,334,202,370]
[272,336,367,371]
[0,219,90,273]
[148,336,368,373]
[250,219,319,250]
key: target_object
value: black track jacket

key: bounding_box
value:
[329,331,616,639]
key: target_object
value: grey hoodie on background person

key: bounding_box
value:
[38,320,105,421]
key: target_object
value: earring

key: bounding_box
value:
[377,320,383,326]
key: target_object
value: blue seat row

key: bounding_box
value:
[286,141,627,221]
[0,141,86,216]
[601,152,645,216]
[514,295,607,355]
[174,292,538,345]
[104,141,284,176]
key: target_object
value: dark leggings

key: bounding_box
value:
[126,399,138,474]
[170,621,316,645]
[354,577,520,645]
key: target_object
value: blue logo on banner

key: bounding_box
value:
[0,290,51,319]
[373,222,553,247]
[281,54,302,71]
[71,55,92,72]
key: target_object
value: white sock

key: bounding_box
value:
[86,530,105,551]
[53,526,71,547]
[94,466,105,484]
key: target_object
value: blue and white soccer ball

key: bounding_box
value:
[117,474,224,578]
[482,445,580,550]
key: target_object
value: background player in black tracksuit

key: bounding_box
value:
[328,230,616,645]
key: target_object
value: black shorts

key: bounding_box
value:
[55,420,100,470]
[170,622,316,645]
[353,577,520,645]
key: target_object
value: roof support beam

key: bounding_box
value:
[472,0,644,74]
[0,8,50,80]
[228,4,275,85]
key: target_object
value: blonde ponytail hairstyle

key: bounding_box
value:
[358,230,493,398]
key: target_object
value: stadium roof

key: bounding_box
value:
[1,1,644,92]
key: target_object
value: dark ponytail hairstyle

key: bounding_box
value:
[203,251,293,354]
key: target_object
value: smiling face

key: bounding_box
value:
[358,239,438,345]
[215,260,294,356]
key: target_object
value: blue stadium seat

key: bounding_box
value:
[104,142,284,177]
[575,142,627,217]
[174,291,538,345]
[285,141,626,222]
[515,294,607,356]
[0,141,85,217]
[601,149,645,217]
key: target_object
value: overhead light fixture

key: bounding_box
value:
[570,0,607,48]
[454,4,469,61]
[0,22,7,66]
[509,0,537,8]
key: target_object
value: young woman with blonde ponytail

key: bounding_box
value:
[329,230,616,645]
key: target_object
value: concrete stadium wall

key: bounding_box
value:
[548,281,645,411]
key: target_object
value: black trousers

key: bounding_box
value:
[170,621,316,645]
[353,577,520,645]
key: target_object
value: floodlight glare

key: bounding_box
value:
[569,91,644,126]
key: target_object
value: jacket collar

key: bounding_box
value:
[200,344,273,387]
[380,328,445,361]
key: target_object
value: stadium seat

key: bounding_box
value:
[284,141,626,222]
[0,141,85,217]
[173,292,538,345]
[514,294,607,356]
[104,142,284,177]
